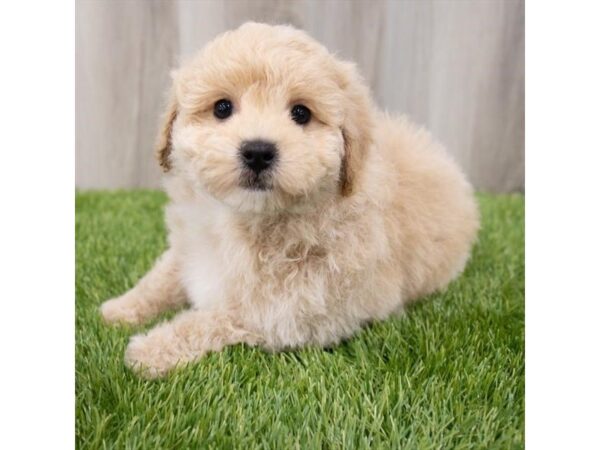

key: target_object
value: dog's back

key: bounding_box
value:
[369,114,480,301]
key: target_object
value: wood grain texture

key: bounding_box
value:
[76,0,524,192]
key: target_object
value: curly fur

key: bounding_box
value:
[100,22,479,378]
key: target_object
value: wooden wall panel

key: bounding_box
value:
[76,0,178,188]
[76,0,524,192]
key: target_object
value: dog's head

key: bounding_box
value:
[157,22,374,212]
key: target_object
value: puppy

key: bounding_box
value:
[100,22,479,378]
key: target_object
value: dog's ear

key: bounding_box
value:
[337,63,374,197]
[156,88,178,172]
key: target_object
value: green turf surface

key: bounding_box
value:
[76,190,524,449]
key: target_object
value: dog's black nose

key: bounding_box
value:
[240,140,277,174]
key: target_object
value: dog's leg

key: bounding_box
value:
[100,249,187,325]
[124,308,260,378]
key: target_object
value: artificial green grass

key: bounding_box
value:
[76,190,524,449]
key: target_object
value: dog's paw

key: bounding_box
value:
[100,296,142,325]
[124,328,188,379]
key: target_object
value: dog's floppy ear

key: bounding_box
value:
[156,88,178,172]
[337,63,374,197]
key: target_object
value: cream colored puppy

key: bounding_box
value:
[100,22,479,378]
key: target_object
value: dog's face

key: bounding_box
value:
[158,23,373,212]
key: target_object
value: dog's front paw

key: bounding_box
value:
[124,327,189,379]
[100,295,143,325]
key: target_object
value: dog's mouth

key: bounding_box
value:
[239,171,273,191]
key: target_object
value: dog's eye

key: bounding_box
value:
[290,104,311,125]
[214,99,233,119]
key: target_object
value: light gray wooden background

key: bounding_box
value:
[76,0,524,192]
